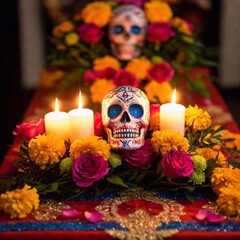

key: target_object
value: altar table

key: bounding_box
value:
[0,79,240,240]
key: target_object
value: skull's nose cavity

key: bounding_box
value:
[120,111,131,123]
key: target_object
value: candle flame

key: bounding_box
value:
[171,89,176,104]
[78,91,83,110]
[55,98,59,112]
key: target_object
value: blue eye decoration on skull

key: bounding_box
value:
[129,104,143,118]
[108,104,143,119]
[113,25,124,34]
[131,26,141,35]
[108,104,122,118]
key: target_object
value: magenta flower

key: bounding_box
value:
[84,67,116,84]
[13,118,45,141]
[121,140,156,167]
[94,112,103,137]
[77,23,104,44]
[195,209,225,223]
[147,23,175,43]
[72,153,108,187]
[113,69,140,88]
[161,150,194,179]
[115,0,147,7]
[148,62,175,83]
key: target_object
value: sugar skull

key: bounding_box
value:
[108,4,147,61]
[102,86,150,150]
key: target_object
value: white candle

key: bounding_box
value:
[44,98,70,140]
[68,91,94,142]
[159,89,185,135]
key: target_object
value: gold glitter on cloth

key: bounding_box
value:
[33,200,70,221]
[96,189,185,240]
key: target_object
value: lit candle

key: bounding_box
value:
[44,98,70,140]
[68,91,94,142]
[159,89,185,135]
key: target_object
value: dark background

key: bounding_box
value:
[0,0,239,163]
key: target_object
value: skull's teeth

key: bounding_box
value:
[113,129,139,138]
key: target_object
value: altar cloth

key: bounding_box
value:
[0,79,240,239]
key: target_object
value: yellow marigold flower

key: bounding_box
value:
[81,2,112,27]
[195,147,227,166]
[126,57,152,80]
[28,134,66,169]
[144,0,173,23]
[217,186,240,217]
[40,68,66,89]
[0,185,39,218]
[151,129,189,155]
[90,79,116,104]
[70,135,111,160]
[211,166,240,194]
[185,105,212,131]
[93,55,120,71]
[65,32,79,46]
[149,112,160,131]
[144,81,173,104]
[171,17,192,35]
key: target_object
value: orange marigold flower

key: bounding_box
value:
[211,166,240,194]
[144,81,173,104]
[90,79,116,104]
[151,129,189,155]
[217,186,240,217]
[93,55,120,71]
[144,0,173,23]
[185,105,212,131]
[195,147,227,166]
[81,1,112,27]
[222,130,240,150]
[126,57,152,80]
[171,17,192,35]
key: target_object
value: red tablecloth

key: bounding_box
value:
[0,80,240,240]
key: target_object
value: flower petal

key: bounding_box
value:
[84,211,103,222]
[206,210,225,223]
[195,209,208,220]
[61,208,83,218]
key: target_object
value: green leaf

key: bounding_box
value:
[51,182,59,192]
[107,176,129,188]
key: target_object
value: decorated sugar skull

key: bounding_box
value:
[108,4,147,61]
[102,86,150,150]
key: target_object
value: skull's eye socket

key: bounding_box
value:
[131,26,141,35]
[108,104,122,118]
[113,25,124,34]
[129,104,143,118]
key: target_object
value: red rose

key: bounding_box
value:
[77,24,104,44]
[148,62,175,83]
[113,69,140,88]
[13,118,45,141]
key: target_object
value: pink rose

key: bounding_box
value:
[94,112,103,137]
[148,62,175,83]
[121,139,156,167]
[113,69,140,88]
[161,150,194,179]
[72,153,109,187]
[147,23,175,42]
[13,118,45,141]
[77,24,104,44]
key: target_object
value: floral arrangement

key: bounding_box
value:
[41,0,216,110]
[0,104,240,219]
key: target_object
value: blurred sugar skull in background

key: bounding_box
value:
[102,86,150,150]
[108,4,147,61]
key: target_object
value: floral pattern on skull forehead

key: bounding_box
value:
[102,86,150,150]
